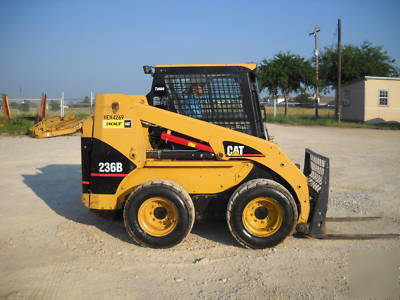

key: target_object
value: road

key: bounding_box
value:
[1,124,399,299]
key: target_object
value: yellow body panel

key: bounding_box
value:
[82,193,90,207]
[88,161,253,210]
[155,63,257,70]
[116,161,254,206]
[82,118,93,137]
[83,94,311,223]
[89,161,253,209]
[89,194,119,210]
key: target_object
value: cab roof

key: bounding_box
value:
[155,63,257,70]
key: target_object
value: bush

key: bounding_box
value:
[9,101,19,109]
[49,100,60,111]
[19,101,30,112]
[295,93,314,105]
[0,115,34,135]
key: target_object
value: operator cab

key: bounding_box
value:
[144,64,268,140]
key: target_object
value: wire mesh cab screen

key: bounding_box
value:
[149,66,262,137]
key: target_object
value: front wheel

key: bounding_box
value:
[227,179,298,249]
[123,179,195,248]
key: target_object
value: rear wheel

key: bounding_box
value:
[227,179,298,249]
[123,179,195,248]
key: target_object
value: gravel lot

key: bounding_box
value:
[1,124,399,299]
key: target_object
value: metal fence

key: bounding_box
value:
[261,103,336,118]
[2,92,95,118]
[3,93,336,120]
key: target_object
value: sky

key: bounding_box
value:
[1,0,399,98]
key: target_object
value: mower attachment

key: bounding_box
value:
[296,149,400,240]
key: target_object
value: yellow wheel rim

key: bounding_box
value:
[138,197,179,237]
[242,197,284,237]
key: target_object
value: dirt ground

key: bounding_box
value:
[1,124,399,299]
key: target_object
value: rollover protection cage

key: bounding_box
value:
[146,65,266,139]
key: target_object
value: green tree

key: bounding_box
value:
[295,93,314,106]
[320,41,399,88]
[82,96,90,104]
[9,101,19,109]
[258,52,315,117]
[19,101,30,112]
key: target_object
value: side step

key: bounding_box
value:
[296,149,400,240]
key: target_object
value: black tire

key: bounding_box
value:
[227,179,298,249]
[123,179,195,248]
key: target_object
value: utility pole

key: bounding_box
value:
[61,92,65,118]
[90,91,94,113]
[309,25,320,119]
[335,19,342,122]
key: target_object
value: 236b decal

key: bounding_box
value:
[98,162,123,173]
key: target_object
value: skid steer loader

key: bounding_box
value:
[81,64,399,249]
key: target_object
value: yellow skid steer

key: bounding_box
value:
[81,64,399,248]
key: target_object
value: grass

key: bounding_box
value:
[75,113,90,119]
[267,114,366,127]
[264,106,334,117]
[263,106,400,130]
[0,115,35,135]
